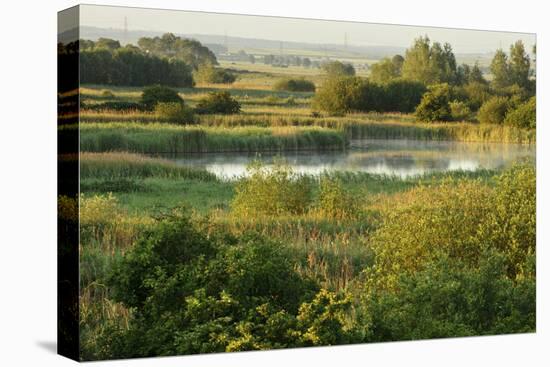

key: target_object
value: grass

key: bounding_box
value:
[80,152,218,181]
[72,123,348,153]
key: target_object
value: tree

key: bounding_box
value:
[490,49,510,89]
[137,33,217,70]
[509,41,531,89]
[322,61,356,76]
[414,83,453,122]
[478,96,510,124]
[401,36,457,85]
[95,37,121,51]
[369,56,402,84]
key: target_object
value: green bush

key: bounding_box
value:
[232,160,312,216]
[195,65,236,84]
[415,83,453,122]
[317,177,358,220]
[195,91,241,114]
[273,78,316,92]
[80,101,145,111]
[504,97,536,129]
[313,77,425,115]
[478,96,510,124]
[313,76,367,115]
[140,85,184,110]
[460,82,492,111]
[449,99,472,121]
[100,89,115,98]
[93,210,356,359]
[154,102,195,124]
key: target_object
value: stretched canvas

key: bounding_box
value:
[58,4,536,361]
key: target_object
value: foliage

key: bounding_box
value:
[449,100,472,121]
[504,97,536,129]
[313,76,366,115]
[195,65,237,84]
[273,78,316,92]
[195,91,241,114]
[92,210,357,358]
[490,41,532,91]
[369,55,403,84]
[415,83,453,122]
[232,160,312,216]
[80,46,194,87]
[316,177,359,220]
[314,77,425,115]
[137,33,218,69]
[140,85,184,110]
[154,102,195,124]
[478,96,510,124]
[80,101,145,112]
[321,61,356,76]
[401,36,458,85]
[365,249,535,342]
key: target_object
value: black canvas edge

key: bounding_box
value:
[58,4,80,362]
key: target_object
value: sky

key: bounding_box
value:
[79,4,536,54]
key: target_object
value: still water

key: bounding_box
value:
[159,139,535,179]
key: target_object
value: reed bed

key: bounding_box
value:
[80,152,218,181]
[74,123,348,153]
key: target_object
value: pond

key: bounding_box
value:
[158,139,535,179]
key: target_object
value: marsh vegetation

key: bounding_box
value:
[62,31,537,360]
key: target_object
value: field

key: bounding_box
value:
[73,52,536,360]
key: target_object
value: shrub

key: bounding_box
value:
[232,160,312,216]
[81,101,144,112]
[415,83,453,122]
[381,79,426,113]
[195,91,241,114]
[154,102,195,124]
[449,100,472,121]
[461,82,492,110]
[95,210,358,358]
[313,76,367,115]
[195,65,236,84]
[365,249,535,342]
[273,78,316,92]
[316,177,358,220]
[101,89,115,98]
[478,96,510,124]
[504,97,536,129]
[140,85,184,110]
[321,61,356,76]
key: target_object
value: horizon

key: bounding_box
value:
[78,4,536,55]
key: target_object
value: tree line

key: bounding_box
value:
[315,37,535,127]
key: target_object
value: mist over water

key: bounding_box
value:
[158,139,535,179]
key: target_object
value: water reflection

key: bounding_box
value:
[157,139,535,179]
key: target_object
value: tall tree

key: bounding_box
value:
[509,40,530,89]
[402,37,457,85]
[490,49,510,89]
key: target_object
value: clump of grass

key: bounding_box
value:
[80,152,218,181]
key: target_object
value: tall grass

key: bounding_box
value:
[73,123,348,153]
[80,152,218,181]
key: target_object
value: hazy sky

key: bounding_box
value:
[79,4,535,54]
